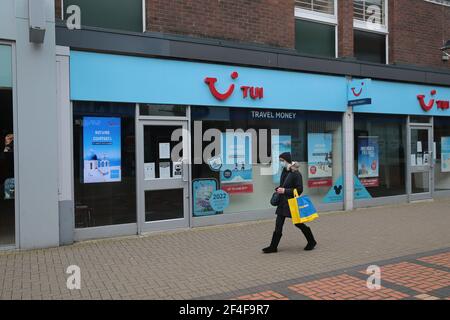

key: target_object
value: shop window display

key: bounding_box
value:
[354,114,407,198]
[73,102,137,228]
[191,106,343,216]
[0,89,15,245]
[0,44,14,246]
[434,117,450,191]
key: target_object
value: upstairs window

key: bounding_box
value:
[353,0,388,64]
[424,0,450,6]
[295,0,336,16]
[353,0,387,32]
[62,0,144,33]
[295,0,337,58]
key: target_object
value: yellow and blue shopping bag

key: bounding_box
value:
[288,189,319,224]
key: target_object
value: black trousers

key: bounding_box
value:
[274,214,310,234]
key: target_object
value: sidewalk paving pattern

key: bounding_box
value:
[0,198,450,300]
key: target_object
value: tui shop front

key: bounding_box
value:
[67,50,349,241]
[64,50,450,242]
[351,79,450,207]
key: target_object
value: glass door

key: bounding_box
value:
[137,120,190,233]
[409,126,433,201]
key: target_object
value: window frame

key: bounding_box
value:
[353,0,389,64]
[295,0,338,25]
[60,0,146,32]
[294,0,338,58]
[353,0,389,34]
[424,0,450,7]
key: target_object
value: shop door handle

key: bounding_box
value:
[182,160,189,182]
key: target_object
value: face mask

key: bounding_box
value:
[279,160,287,169]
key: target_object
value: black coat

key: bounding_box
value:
[275,168,304,218]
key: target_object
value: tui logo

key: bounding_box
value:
[205,71,264,101]
[417,90,450,112]
[351,82,365,97]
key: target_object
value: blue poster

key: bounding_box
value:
[308,133,333,179]
[322,175,372,203]
[83,117,122,184]
[192,179,219,216]
[272,135,292,184]
[442,137,450,173]
[358,137,379,179]
[220,132,253,184]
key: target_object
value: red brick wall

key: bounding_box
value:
[55,0,62,20]
[145,0,295,49]
[338,0,354,58]
[389,0,450,70]
[53,0,450,71]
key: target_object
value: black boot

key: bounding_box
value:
[262,232,282,254]
[296,224,317,251]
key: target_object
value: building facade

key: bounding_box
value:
[1,0,450,249]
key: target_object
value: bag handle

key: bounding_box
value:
[293,188,299,198]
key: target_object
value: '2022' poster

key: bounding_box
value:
[83,117,122,184]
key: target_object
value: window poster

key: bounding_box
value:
[307,133,333,187]
[220,132,253,185]
[4,178,14,200]
[358,136,379,179]
[271,135,292,184]
[83,117,122,184]
[192,179,220,217]
[442,137,450,173]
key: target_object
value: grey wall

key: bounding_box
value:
[0,0,60,249]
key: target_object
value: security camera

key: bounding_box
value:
[441,40,450,61]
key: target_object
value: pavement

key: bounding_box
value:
[0,198,450,300]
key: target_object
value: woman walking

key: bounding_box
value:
[262,152,317,253]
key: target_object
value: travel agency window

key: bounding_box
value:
[295,0,337,58]
[61,0,144,32]
[434,117,450,193]
[353,0,388,64]
[191,106,343,218]
[73,102,137,228]
[0,44,15,247]
[354,114,407,200]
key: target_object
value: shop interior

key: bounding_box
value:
[0,88,15,246]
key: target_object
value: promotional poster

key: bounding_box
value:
[307,133,333,179]
[220,132,253,185]
[358,136,379,179]
[83,117,122,184]
[271,135,292,184]
[192,179,219,217]
[442,137,450,173]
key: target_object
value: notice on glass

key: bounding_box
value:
[172,161,183,178]
[410,154,416,166]
[442,137,450,172]
[144,163,155,180]
[159,162,171,179]
[159,143,171,159]
[417,141,423,153]
[417,153,423,166]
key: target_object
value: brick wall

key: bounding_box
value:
[389,0,450,70]
[55,0,61,20]
[145,0,295,49]
[338,0,354,58]
[53,0,450,71]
